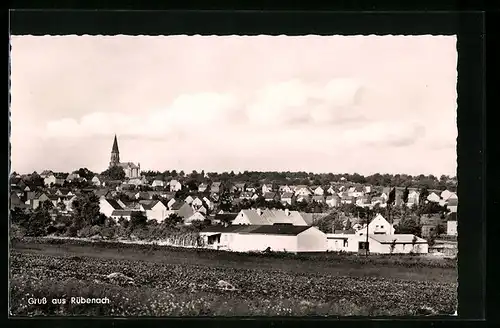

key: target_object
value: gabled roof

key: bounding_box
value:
[369,234,427,244]
[111,210,133,217]
[214,213,238,222]
[104,198,123,210]
[312,195,325,200]
[140,200,158,210]
[240,209,309,226]
[170,200,186,210]
[264,192,277,199]
[281,192,294,198]
[241,225,313,236]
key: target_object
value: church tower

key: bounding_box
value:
[109,134,120,168]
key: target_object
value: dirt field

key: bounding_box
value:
[9,238,458,316]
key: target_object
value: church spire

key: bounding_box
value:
[112,134,119,153]
[109,134,120,167]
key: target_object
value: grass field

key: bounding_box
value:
[9,237,457,316]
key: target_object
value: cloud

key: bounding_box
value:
[340,122,427,148]
[45,78,369,139]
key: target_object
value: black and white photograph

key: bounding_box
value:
[9,34,458,316]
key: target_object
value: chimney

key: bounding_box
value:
[285,209,290,216]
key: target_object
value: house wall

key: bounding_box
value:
[296,227,327,252]
[447,221,458,235]
[232,212,250,225]
[148,204,168,223]
[99,199,115,217]
[368,240,428,254]
[327,238,348,252]
[231,234,298,253]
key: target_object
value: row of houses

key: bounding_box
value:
[198,211,432,255]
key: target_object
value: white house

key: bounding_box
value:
[91,176,102,187]
[364,186,372,193]
[281,192,294,206]
[233,209,310,226]
[294,186,312,196]
[184,212,206,225]
[184,195,194,205]
[44,174,57,186]
[440,190,453,201]
[279,185,294,194]
[356,214,395,236]
[327,186,336,195]
[152,179,165,188]
[110,210,137,221]
[203,196,214,210]
[326,195,340,208]
[169,180,182,192]
[327,233,428,254]
[447,221,457,236]
[200,225,327,253]
[198,183,208,193]
[99,198,124,217]
[427,192,441,203]
[140,200,168,223]
[262,184,273,195]
[313,186,324,196]
[407,191,420,206]
[167,198,177,209]
[192,197,204,208]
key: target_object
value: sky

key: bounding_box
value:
[9,35,457,176]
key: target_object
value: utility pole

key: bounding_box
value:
[365,211,370,257]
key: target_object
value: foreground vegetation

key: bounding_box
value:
[10,238,457,316]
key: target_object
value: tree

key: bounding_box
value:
[77,168,95,181]
[23,205,52,237]
[402,187,409,204]
[164,213,183,227]
[71,193,102,228]
[419,187,429,204]
[387,188,396,205]
[394,216,422,237]
[130,211,148,229]
[101,166,125,181]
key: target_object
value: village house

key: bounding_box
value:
[233,209,311,226]
[169,180,182,192]
[279,185,294,194]
[151,179,165,188]
[261,184,273,195]
[447,220,457,236]
[420,214,443,238]
[184,195,194,205]
[199,225,327,253]
[407,190,420,206]
[427,192,441,203]
[196,205,208,215]
[43,173,57,186]
[234,183,246,193]
[264,192,279,202]
[280,192,295,206]
[239,191,254,200]
[371,197,386,208]
[198,183,208,193]
[245,186,257,193]
[65,173,80,182]
[210,182,222,194]
[203,196,214,210]
[327,233,428,254]
[140,200,168,223]
[191,197,203,208]
[296,195,310,203]
[91,176,102,187]
[325,195,340,208]
[294,185,312,196]
[313,186,325,196]
[347,186,364,198]
[446,198,458,213]
[99,198,124,217]
[327,185,336,195]
[184,212,206,225]
[110,210,137,221]
[356,214,395,236]
[340,195,355,205]
[165,200,194,219]
[364,186,372,194]
[312,195,325,204]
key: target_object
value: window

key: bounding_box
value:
[381,225,384,229]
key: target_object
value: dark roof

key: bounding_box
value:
[112,134,119,153]
[241,225,312,236]
[201,224,313,236]
[105,198,123,210]
[170,200,185,210]
[111,210,133,216]
[447,212,457,221]
[214,213,238,222]
[264,192,277,199]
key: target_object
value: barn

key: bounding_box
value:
[199,224,327,253]
[327,233,428,254]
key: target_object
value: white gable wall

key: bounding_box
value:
[296,227,327,252]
